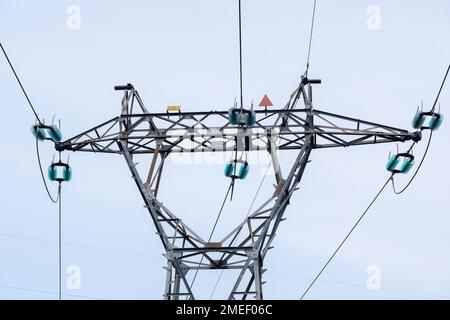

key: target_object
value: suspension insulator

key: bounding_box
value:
[224,162,235,178]
[224,160,249,180]
[400,157,414,174]
[244,110,256,127]
[48,162,72,182]
[48,125,63,142]
[228,108,240,125]
[228,108,256,127]
[412,111,443,131]
[63,166,72,181]
[386,152,414,174]
[412,111,426,129]
[237,162,249,179]
[31,124,63,142]
[386,155,400,172]
[48,166,58,181]
[31,125,47,141]
[429,113,443,131]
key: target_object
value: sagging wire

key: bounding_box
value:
[37,139,64,301]
[300,173,394,300]
[390,64,449,194]
[209,161,272,299]
[431,65,450,112]
[300,64,449,299]
[391,131,433,195]
[230,150,247,201]
[300,130,432,299]
[2,42,60,203]
[187,181,234,297]
[36,137,60,203]
[0,42,42,124]
[58,180,62,301]
[238,0,244,108]
[305,0,318,77]
[2,42,64,300]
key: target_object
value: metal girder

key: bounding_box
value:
[55,78,421,299]
[56,109,420,154]
[56,79,420,155]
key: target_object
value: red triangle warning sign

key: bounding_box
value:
[259,95,273,107]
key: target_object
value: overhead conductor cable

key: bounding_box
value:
[1,42,64,300]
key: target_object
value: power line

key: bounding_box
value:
[300,174,393,300]
[0,42,41,123]
[209,182,234,244]
[58,182,62,300]
[238,0,244,108]
[36,137,59,203]
[269,272,450,299]
[391,131,433,195]
[305,0,317,76]
[431,64,450,111]
[2,42,60,204]
[300,62,449,299]
[209,161,272,299]
[0,233,163,260]
[392,63,449,194]
[0,283,101,300]
[2,232,447,299]
[188,182,233,294]
[2,42,65,300]
[188,0,252,291]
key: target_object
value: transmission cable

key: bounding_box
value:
[187,181,233,296]
[209,161,272,299]
[431,64,450,112]
[238,0,244,108]
[2,42,58,203]
[301,63,449,299]
[36,137,59,203]
[58,182,62,300]
[189,3,249,293]
[2,42,63,300]
[0,42,41,124]
[305,0,317,76]
[392,64,449,194]
[300,174,393,300]
[391,131,433,195]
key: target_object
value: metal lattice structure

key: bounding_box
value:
[56,77,421,300]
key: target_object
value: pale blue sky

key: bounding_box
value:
[0,0,449,300]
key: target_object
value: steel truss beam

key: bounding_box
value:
[56,78,421,299]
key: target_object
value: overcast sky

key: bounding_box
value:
[0,0,449,300]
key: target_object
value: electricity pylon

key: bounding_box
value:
[56,77,421,300]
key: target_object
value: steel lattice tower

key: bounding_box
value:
[56,77,421,300]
